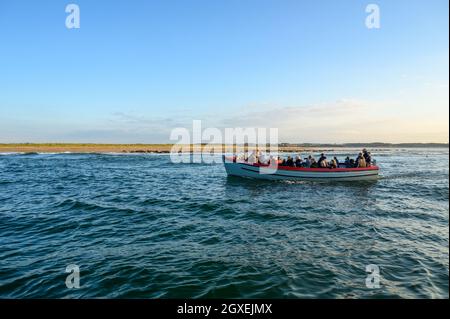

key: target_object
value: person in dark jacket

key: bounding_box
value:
[364,151,372,166]
[344,156,351,167]
[349,158,355,167]
[285,156,294,167]
[294,156,302,167]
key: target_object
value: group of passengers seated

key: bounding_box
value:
[243,149,373,168]
[343,149,372,168]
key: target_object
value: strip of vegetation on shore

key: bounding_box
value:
[0,143,447,153]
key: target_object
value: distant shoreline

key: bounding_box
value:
[0,143,448,154]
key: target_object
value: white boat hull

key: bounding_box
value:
[223,158,379,181]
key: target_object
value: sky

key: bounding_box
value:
[0,0,448,143]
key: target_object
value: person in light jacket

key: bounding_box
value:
[356,153,367,168]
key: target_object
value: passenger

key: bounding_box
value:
[333,157,339,166]
[304,156,312,168]
[365,152,372,167]
[318,153,328,168]
[310,158,319,168]
[354,153,360,167]
[344,156,351,168]
[281,158,286,166]
[330,158,337,169]
[362,148,367,158]
[270,156,279,166]
[356,152,367,168]
[302,158,308,167]
[362,148,374,166]
[359,157,367,168]
[286,156,294,167]
[247,151,257,164]
[259,152,268,164]
[277,156,283,165]
[295,155,302,167]
[349,158,355,167]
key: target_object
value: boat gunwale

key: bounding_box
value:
[239,166,379,179]
[224,157,379,173]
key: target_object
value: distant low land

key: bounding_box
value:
[0,143,448,153]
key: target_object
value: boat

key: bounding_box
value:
[223,156,379,181]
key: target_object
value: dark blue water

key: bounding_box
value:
[0,148,448,298]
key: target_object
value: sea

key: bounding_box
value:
[0,148,448,298]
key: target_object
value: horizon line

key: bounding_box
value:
[0,142,448,146]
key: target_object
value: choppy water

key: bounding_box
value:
[0,148,448,298]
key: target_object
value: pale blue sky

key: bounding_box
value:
[0,0,448,143]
